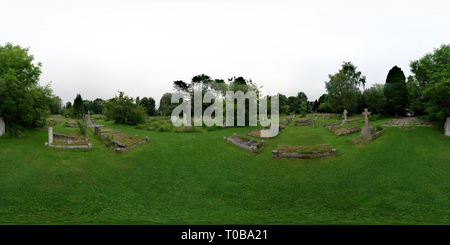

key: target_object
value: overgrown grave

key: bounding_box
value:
[91,125,148,153]
[272,144,337,159]
[295,116,311,126]
[45,121,92,149]
[224,133,267,153]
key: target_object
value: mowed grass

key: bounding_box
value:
[1,114,450,224]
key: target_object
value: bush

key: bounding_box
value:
[375,125,383,132]
[77,120,87,135]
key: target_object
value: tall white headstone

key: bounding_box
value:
[48,127,53,144]
[0,117,5,136]
[445,117,450,137]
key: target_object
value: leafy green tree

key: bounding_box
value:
[410,44,450,120]
[406,75,425,115]
[93,98,104,114]
[325,61,366,113]
[384,66,408,117]
[50,96,63,115]
[364,83,387,115]
[158,93,174,116]
[300,100,307,117]
[140,97,156,116]
[318,101,332,113]
[0,42,56,136]
[104,91,145,125]
[318,93,328,103]
[73,94,84,118]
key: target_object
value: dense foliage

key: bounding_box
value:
[384,66,408,116]
[409,44,450,120]
[325,61,366,113]
[104,91,146,125]
[0,43,58,137]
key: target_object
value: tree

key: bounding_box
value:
[409,44,450,120]
[406,75,425,115]
[158,93,174,116]
[50,96,63,115]
[384,65,408,117]
[93,98,104,114]
[0,42,55,136]
[104,91,146,125]
[325,61,366,113]
[140,97,156,116]
[364,84,387,115]
[73,94,84,118]
[318,93,328,103]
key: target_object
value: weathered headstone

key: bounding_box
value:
[445,117,450,137]
[94,126,100,135]
[48,127,53,144]
[0,117,5,137]
[342,109,350,125]
[185,126,193,130]
[361,108,374,139]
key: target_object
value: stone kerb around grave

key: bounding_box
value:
[272,145,337,159]
[224,133,265,153]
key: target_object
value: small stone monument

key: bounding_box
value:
[445,117,450,137]
[48,127,53,144]
[342,109,350,125]
[313,119,315,127]
[0,117,5,137]
[360,108,374,139]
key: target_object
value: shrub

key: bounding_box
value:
[77,120,87,135]
[375,125,383,132]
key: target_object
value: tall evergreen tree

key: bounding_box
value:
[384,66,408,117]
[73,94,84,118]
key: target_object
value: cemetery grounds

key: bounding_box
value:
[1,113,450,224]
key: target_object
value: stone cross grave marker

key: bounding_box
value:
[0,117,5,137]
[342,109,350,125]
[363,108,371,126]
[361,108,374,139]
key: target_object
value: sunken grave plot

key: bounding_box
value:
[272,144,337,159]
[326,124,361,136]
[224,133,266,153]
[91,126,148,153]
[294,118,311,126]
[45,127,92,149]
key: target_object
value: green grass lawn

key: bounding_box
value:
[1,114,450,224]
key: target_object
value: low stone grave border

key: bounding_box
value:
[45,142,92,149]
[326,125,362,136]
[272,146,337,159]
[114,137,149,153]
[224,134,265,153]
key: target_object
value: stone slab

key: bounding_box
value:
[0,117,4,136]
[445,117,450,137]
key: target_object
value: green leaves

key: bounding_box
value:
[0,43,56,135]
[409,44,450,120]
[325,61,364,113]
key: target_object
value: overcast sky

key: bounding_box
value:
[2,0,449,108]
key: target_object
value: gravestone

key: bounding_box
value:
[360,108,374,139]
[48,127,53,144]
[94,126,101,135]
[342,109,350,125]
[445,117,450,137]
[0,117,5,137]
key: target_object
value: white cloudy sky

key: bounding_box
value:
[1,0,449,107]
